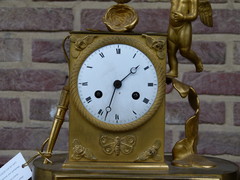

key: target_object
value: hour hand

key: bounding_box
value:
[104,65,140,121]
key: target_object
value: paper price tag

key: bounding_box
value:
[0,152,32,180]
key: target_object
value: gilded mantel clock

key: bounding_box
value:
[28,0,239,179]
[26,0,169,173]
[63,32,168,171]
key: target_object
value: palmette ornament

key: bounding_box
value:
[135,140,162,162]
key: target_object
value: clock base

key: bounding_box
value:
[62,160,169,172]
[32,154,239,180]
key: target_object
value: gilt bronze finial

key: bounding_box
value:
[103,0,138,32]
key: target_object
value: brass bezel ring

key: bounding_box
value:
[70,35,165,131]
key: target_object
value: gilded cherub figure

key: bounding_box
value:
[167,0,213,78]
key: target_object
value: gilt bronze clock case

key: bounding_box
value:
[64,31,168,171]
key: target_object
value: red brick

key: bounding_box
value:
[30,98,69,122]
[0,155,12,167]
[0,38,23,62]
[0,8,73,31]
[0,69,67,91]
[81,9,239,34]
[192,9,240,34]
[183,72,240,95]
[234,41,240,65]
[197,132,240,156]
[200,102,225,124]
[165,130,173,153]
[166,101,225,124]
[177,41,226,64]
[32,39,67,63]
[33,0,111,2]
[136,9,169,33]
[30,99,58,121]
[81,9,107,31]
[0,128,68,151]
[33,0,227,2]
[166,102,193,125]
[236,162,240,169]
[166,82,174,94]
[234,103,240,126]
[0,98,23,122]
[81,9,169,33]
[33,0,76,2]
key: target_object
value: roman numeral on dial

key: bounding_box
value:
[85,96,92,103]
[115,114,120,123]
[80,82,88,86]
[144,66,149,70]
[143,98,150,104]
[116,47,121,54]
[98,109,104,116]
[115,114,120,120]
[99,52,104,58]
[148,83,156,87]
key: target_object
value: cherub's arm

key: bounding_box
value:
[183,0,198,21]
[171,0,198,22]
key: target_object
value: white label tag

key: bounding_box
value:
[0,152,32,180]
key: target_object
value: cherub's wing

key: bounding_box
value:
[198,0,213,27]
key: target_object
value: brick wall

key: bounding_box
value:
[0,0,239,169]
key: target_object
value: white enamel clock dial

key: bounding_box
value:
[77,44,158,125]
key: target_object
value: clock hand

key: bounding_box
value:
[105,88,116,121]
[104,65,140,121]
[121,65,140,82]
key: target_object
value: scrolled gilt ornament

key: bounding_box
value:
[71,139,97,161]
[70,35,97,58]
[142,34,166,60]
[169,78,215,168]
[135,140,162,162]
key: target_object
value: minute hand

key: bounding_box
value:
[121,65,140,82]
[104,65,140,121]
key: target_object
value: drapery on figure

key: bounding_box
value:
[167,0,213,78]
